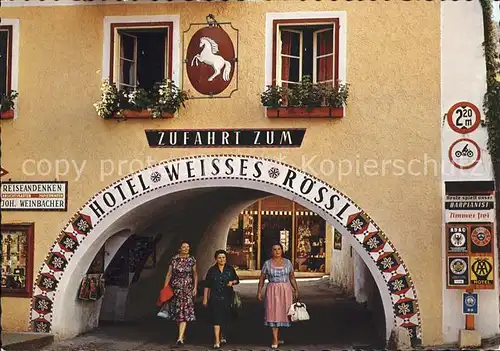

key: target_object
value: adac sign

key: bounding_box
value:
[185,18,237,96]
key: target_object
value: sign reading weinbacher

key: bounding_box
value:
[1,181,68,211]
[145,129,306,148]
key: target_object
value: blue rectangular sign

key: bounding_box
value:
[462,292,478,315]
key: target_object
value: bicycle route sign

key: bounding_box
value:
[448,138,481,170]
[447,102,481,134]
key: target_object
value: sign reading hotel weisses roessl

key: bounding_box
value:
[1,181,68,211]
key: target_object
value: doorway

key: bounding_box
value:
[260,213,293,266]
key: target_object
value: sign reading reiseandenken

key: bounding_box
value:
[145,129,306,148]
[1,181,68,211]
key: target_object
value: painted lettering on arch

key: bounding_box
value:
[281,169,352,221]
[88,156,354,227]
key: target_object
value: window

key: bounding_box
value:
[110,23,172,92]
[1,223,34,297]
[0,25,13,97]
[272,19,339,88]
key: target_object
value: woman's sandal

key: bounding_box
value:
[213,344,220,349]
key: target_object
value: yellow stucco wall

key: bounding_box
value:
[1,1,441,345]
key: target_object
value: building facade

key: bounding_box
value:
[0,0,498,347]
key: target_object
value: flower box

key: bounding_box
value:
[111,109,174,119]
[0,109,14,119]
[266,106,344,118]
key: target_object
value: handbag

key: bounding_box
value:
[157,302,170,319]
[156,284,174,307]
[287,302,310,322]
[231,291,242,317]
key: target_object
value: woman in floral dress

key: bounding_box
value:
[164,240,198,345]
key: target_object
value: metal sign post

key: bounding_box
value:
[463,290,479,330]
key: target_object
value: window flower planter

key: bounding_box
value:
[111,109,174,119]
[260,76,349,119]
[94,79,188,120]
[266,106,344,118]
[0,109,14,119]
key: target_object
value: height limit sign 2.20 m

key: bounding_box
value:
[447,102,481,134]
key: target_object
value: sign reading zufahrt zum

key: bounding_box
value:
[145,129,306,148]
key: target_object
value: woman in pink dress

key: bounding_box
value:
[257,243,299,349]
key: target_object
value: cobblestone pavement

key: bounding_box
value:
[42,279,386,351]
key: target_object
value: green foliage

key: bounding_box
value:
[150,79,189,118]
[93,79,189,119]
[286,76,323,108]
[0,90,19,113]
[323,81,350,108]
[260,85,286,107]
[479,0,500,164]
[260,76,349,109]
[479,0,500,274]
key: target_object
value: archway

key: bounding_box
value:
[29,155,422,344]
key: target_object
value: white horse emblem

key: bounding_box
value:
[191,36,232,82]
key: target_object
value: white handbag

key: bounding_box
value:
[157,302,170,319]
[287,302,310,322]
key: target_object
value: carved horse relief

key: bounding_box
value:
[191,37,232,82]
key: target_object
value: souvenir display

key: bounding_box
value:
[78,274,105,301]
[226,197,328,273]
[1,230,28,290]
[227,212,258,270]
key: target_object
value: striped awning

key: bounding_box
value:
[240,210,318,216]
[241,210,259,215]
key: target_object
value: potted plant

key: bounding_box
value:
[150,79,189,119]
[324,81,350,114]
[94,79,189,119]
[262,76,349,118]
[1,91,19,119]
[260,84,286,108]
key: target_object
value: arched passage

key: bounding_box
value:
[29,155,422,344]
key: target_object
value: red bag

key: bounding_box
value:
[156,285,173,306]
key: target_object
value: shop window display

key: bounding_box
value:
[225,197,328,274]
[295,215,326,273]
[260,214,293,264]
[1,223,34,297]
[226,213,258,270]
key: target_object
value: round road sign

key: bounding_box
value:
[447,102,481,134]
[448,138,481,169]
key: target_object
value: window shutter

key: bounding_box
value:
[313,27,334,85]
